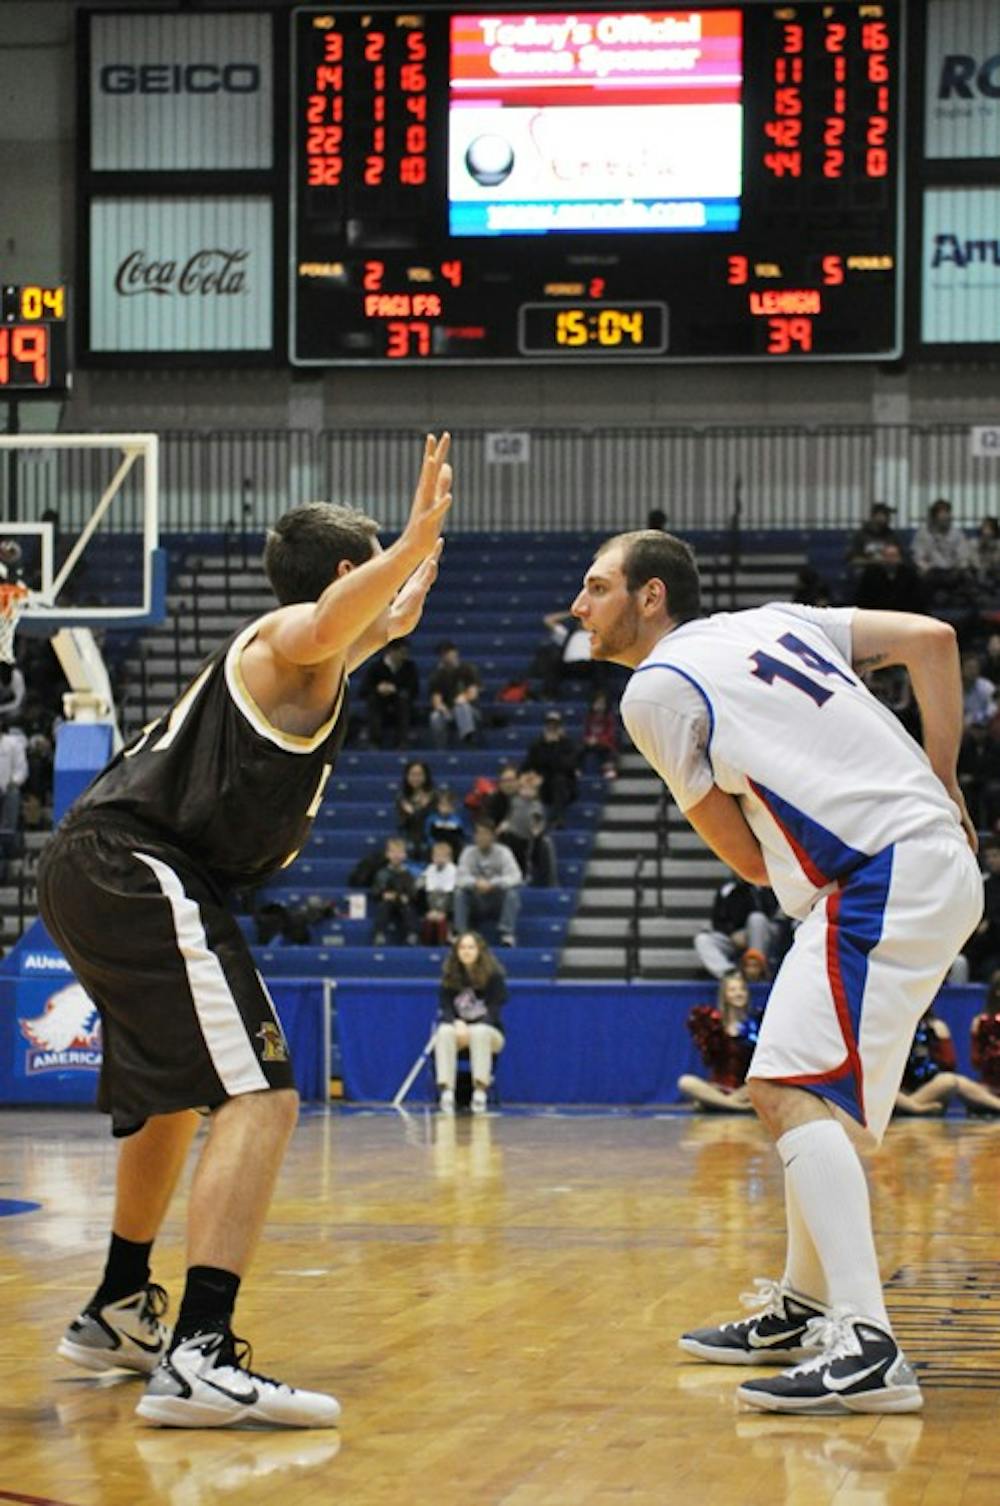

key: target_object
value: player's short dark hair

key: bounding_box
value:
[597,529,701,623]
[263,502,380,605]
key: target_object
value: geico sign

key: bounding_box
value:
[937,54,1000,100]
[99,63,260,95]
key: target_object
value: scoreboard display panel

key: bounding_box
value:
[290,3,902,365]
[1,284,70,393]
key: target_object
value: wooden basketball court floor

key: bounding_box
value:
[2,1105,1000,1506]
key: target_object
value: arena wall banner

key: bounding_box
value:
[88,10,273,171]
[921,187,1000,345]
[925,0,1000,160]
[88,196,273,353]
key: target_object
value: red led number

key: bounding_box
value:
[385,321,431,359]
[727,255,749,286]
[767,318,813,355]
[0,326,49,385]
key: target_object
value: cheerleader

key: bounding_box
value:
[678,972,761,1112]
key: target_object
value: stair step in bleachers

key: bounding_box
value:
[240,915,568,948]
[251,945,559,979]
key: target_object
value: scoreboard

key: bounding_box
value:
[290,3,902,365]
[1,283,71,393]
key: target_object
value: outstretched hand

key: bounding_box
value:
[387,541,444,640]
[401,433,452,561]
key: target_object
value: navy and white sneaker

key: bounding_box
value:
[679,1279,827,1365]
[136,1328,341,1429]
[58,1284,169,1375]
[737,1309,923,1414]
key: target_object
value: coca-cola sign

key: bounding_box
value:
[89,197,272,353]
[114,248,249,298]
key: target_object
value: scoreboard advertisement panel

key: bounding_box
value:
[290,2,903,365]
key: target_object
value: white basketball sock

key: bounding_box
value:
[782,1174,828,1306]
[776,1119,890,1329]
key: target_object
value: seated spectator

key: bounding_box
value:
[482,763,519,829]
[428,640,481,748]
[792,565,833,607]
[739,947,770,984]
[495,769,559,887]
[911,497,974,605]
[958,839,1000,982]
[525,709,578,824]
[424,785,468,862]
[536,610,602,699]
[894,1008,960,1115]
[420,839,458,945]
[846,502,899,570]
[454,819,522,946]
[396,759,435,854]
[0,721,27,834]
[973,517,1000,600]
[957,722,1000,833]
[434,931,506,1115]
[578,689,619,780]
[370,836,419,945]
[694,873,779,980]
[855,542,924,614]
[864,665,920,741]
[0,662,26,722]
[677,973,760,1113]
[362,638,418,748]
[962,653,997,729]
[968,985,1000,1113]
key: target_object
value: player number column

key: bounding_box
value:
[306,29,344,189]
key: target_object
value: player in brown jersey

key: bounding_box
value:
[39,434,452,1428]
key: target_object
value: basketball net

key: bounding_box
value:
[0,582,29,666]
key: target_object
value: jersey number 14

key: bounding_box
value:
[749,632,853,707]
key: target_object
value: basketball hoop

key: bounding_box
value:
[0,582,29,666]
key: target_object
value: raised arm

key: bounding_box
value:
[851,608,975,849]
[262,434,451,669]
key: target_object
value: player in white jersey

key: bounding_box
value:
[571,530,982,1415]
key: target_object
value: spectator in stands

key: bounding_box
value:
[537,609,600,699]
[0,722,28,835]
[419,838,458,945]
[424,785,468,862]
[0,662,26,723]
[454,818,522,946]
[363,638,418,748]
[428,640,481,748]
[396,758,435,855]
[434,931,506,1115]
[739,947,771,984]
[792,565,833,608]
[370,836,420,945]
[846,502,899,571]
[972,517,1000,603]
[912,497,973,604]
[677,973,759,1112]
[958,839,1000,982]
[962,653,996,729]
[968,983,1000,1113]
[578,689,620,780]
[855,542,924,614]
[983,632,1000,686]
[483,763,519,829]
[647,508,668,531]
[864,665,920,740]
[495,769,559,887]
[525,709,578,825]
[694,872,778,980]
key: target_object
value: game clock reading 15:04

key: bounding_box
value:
[291,2,901,366]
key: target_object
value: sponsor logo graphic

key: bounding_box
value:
[930,234,1000,270]
[22,952,72,973]
[18,984,102,1075]
[114,249,249,299]
[937,54,1000,101]
[255,1023,289,1063]
[99,63,260,96]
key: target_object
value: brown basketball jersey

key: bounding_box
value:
[70,620,348,889]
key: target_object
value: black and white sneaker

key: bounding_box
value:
[679,1278,827,1365]
[135,1328,341,1429]
[737,1309,923,1414]
[58,1284,169,1375]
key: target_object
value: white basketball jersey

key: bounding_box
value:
[621,603,960,918]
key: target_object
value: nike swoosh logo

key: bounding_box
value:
[748,1329,804,1348]
[203,1374,259,1406]
[823,1358,890,1392]
[119,1331,164,1354]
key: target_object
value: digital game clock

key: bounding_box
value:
[0,283,71,393]
[519,302,668,354]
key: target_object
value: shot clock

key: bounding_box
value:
[290,3,902,366]
[0,284,71,393]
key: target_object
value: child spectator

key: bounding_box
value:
[424,786,468,862]
[370,836,420,945]
[420,839,458,945]
[577,689,619,780]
